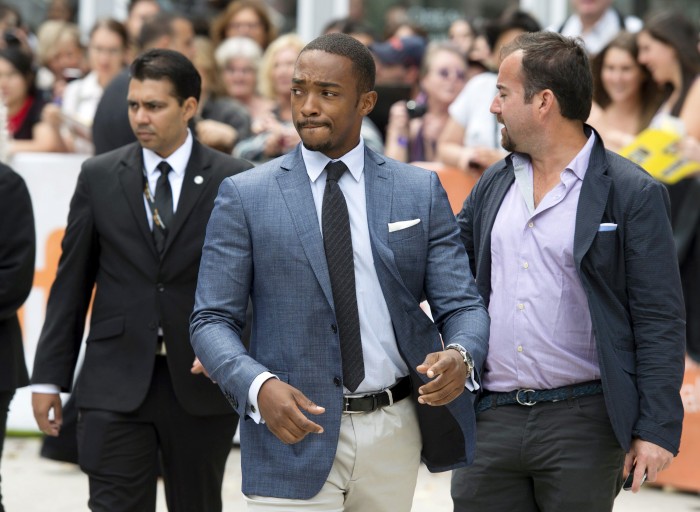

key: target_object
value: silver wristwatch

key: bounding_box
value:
[445,343,475,376]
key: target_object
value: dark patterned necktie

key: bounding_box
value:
[153,161,174,254]
[322,160,364,392]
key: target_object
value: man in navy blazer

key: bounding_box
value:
[190,33,489,510]
[452,31,685,512]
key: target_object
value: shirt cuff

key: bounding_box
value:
[246,372,277,423]
[31,384,60,394]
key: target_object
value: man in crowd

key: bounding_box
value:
[452,31,685,511]
[31,49,251,511]
[551,0,642,55]
[190,32,489,511]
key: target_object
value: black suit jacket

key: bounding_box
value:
[0,165,35,392]
[92,70,135,155]
[32,139,252,416]
[456,129,686,454]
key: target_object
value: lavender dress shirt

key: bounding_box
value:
[484,133,601,392]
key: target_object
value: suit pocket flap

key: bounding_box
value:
[87,316,125,342]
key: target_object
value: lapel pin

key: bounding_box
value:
[194,175,204,185]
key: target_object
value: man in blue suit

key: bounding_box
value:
[452,31,686,511]
[190,33,489,510]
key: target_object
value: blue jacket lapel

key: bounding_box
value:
[364,148,406,285]
[277,148,334,308]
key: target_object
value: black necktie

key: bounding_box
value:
[322,160,364,392]
[153,161,174,254]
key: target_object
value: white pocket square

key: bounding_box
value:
[388,219,421,232]
[598,223,617,232]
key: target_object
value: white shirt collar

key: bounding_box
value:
[142,129,193,178]
[302,137,365,183]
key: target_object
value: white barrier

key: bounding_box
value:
[9,152,88,432]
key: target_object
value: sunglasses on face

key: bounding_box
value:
[436,68,466,80]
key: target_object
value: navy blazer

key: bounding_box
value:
[191,145,490,499]
[456,129,686,454]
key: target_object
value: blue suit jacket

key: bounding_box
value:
[191,145,489,499]
[456,129,686,455]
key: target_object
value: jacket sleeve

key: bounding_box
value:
[0,166,36,322]
[31,165,99,390]
[625,179,686,454]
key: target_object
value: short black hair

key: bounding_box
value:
[502,31,592,122]
[300,32,375,95]
[130,48,201,103]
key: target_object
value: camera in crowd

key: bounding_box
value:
[406,100,427,119]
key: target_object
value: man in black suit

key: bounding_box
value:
[452,31,685,511]
[31,49,252,512]
[0,163,35,512]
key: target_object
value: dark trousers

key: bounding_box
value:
[77,357,237,512]
[452,393,625,512]
[0,390,15,512]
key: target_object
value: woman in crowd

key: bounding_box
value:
[637,10,700,362]
[53,19,128,153]
[384,41,467,163]
[210,0,276,50]
[34,20,85,103]
[588,31,663,152]
[233,33,303,163]
[637,11,700,139]
[215,36,273,134]
[0,47,65,154]
[193,35,251,154]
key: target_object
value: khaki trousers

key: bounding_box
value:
[246,396,422,512]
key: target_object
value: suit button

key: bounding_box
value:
[333,377,341,387]
[157,283,165,292]
[148,322,157,330]
[331,324,337,333]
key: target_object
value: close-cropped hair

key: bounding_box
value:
[130,48,201,103]
[501,31,592,122]
[300,32,375,95]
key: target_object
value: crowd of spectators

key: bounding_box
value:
[0,0,698,349]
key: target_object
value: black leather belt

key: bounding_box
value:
[343,376,411,413]
[476,380,603,414]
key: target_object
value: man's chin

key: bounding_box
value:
[301,139,332,154]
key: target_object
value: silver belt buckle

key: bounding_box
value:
[343,395,365,414]
[516,388,537,406]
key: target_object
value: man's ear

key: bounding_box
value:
[538,89,556,116]
[183,97,198,121]
[359,90,378,116]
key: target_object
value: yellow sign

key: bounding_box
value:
[619,128,700,184]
